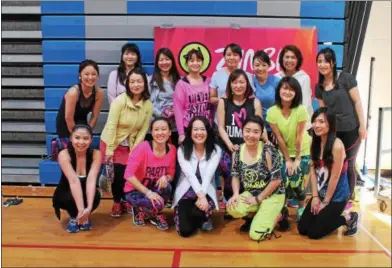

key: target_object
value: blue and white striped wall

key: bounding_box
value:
[40,0,346,184]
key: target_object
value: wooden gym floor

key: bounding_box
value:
[1,186,391,267]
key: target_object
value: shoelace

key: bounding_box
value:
[254,228,282,243]
[137,211,146,222]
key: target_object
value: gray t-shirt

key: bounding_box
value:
[315,72,359,132]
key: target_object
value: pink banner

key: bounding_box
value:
[154,27,318,94]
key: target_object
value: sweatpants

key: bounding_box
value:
[337,127,361,199]
[227,192,285,241]
[174,194,215,237]
[53,184,101,219]
[298,197,347,239]
[125,184,172,218]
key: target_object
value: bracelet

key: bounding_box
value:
[145,190,152,198]
[255,196,261,204]
[312,196,319,199]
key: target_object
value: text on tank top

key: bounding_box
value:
[224,98,255,145]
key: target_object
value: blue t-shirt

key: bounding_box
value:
[253,75,281,131]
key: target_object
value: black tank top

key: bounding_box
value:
[223,98,255,146]
[56,84,96,138]
[58,146,93,190]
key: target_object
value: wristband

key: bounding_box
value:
[312,196,319,199]
[255,196,261,205]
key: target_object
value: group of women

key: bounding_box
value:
[52,42,366,242]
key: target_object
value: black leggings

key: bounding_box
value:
[298,198,347,239]
[176,199,209,237]
[53,186,101,218]
[337,128,361,199]
[112,164,126,203]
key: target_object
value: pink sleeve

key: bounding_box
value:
[107,70,118,105]
[173,81,186,136]
[123,142,146,180]
[167,146,177,178]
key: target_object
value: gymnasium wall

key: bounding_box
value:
[1,0,347,184]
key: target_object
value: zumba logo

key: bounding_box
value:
[178,42,211,74]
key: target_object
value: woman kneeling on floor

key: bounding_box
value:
[298,107,359,239]
[226,116,285,241]
[124,117,176,231]
[173,116,221,237]
[53,124,102,233]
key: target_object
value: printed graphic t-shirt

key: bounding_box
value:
[123,141,177,192]
[231,142,285,195]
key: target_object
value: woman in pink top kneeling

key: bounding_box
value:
[123,117,177,231]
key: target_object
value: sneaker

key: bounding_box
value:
[132,207,146,227]
[111,202,122,217]
[278,207,290,232]
[297,207,305,222]
[66,218,79,233]
[344,201,353,212]
[121,201,133,215]
[150,213,169,231]
[165,200,172,208]
[344,212,359,236]
[79,219,92,231]
[287,199,299,208]
[239,218,252,232]
[200,219,213,231]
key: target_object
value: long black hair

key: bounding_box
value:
[182,116,216,161]
[311,107,337,170]
[151,48,180,92]
[316,47,338,91]
[117,43,142,86]
[125,68,150,100]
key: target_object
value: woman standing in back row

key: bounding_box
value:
[148,47,181,145]
[276,45,313,125]
[107,43,143,104]
[315,48,367,207]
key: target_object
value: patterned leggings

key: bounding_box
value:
[174,188,215,237]
[125,184,172,218]
[219,149,244,200]
[281,156,311,202]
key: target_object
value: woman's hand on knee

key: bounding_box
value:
[146,191,164,207]
[227,194,239,210]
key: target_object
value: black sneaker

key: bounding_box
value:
[344,212,359,236]
[278,207,290,232]
[240,218,252,232]
[150,213,169,231]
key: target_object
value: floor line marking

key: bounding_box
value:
[2,243,387,255]
[171,249,182,268]
[359,223,391,257]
